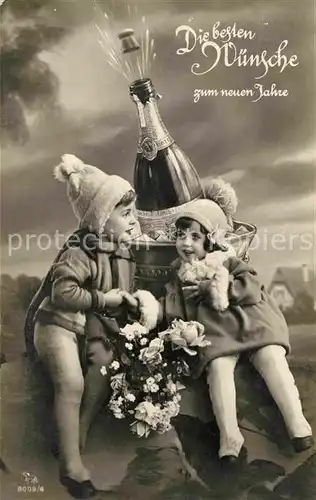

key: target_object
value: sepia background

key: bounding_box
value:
[1,0,315,284]
[1,2,315,499]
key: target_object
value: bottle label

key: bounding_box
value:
[137,199,199,240]
[138,135,174,160]
[139,137,158,161]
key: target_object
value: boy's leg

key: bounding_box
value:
[206,354,244,458]
[250,345,312,439]
[79,339,113,451]
[34,323,89,482]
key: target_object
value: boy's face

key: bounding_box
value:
[176,220,207,262]
[103,201,138,243]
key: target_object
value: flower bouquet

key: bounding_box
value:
[107,320,210,437]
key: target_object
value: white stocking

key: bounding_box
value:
[34,324,90,482]
[206,355,244,458]
[250,345,312,439]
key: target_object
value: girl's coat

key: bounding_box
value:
[161,256,289,377]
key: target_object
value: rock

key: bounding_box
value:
[0,458,10,474]
[274,453,316,499]
[172,415,285,497]
[1,350,315,500]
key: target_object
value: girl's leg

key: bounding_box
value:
[79,340,113,451]
[250,345,312,439]
[34,323,89,482]
[206,355,244,458]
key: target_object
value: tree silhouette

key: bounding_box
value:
[0,274,41,360]
[1,0,67,144]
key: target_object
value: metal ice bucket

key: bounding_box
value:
[131,220,257,298]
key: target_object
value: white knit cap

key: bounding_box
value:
[176,199,230,236]
[54,154,134,234]
[176,178,238,238]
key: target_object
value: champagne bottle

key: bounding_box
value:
[129,77,204,239]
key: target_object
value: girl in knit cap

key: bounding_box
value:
[151,178,313,463]
[25,154,159,498]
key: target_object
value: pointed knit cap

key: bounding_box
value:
[54,154,134,234]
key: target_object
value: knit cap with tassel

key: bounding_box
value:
[54,154,134,234]
[175,177,238,244]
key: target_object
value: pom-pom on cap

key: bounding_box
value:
[54,154,85,183]
[53,153,134,234]
[202,177,238,224]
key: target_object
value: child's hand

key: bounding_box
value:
[182,285,200,300]
[121,291,139,312]
[103,289,125,308]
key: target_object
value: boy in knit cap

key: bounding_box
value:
[142,178,313,465]
[25,154,158,498]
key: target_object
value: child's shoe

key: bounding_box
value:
[292,435,314,453]
[220,455,238,466]
[60,475,97,499]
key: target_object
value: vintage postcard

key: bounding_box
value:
[1,0,315,499]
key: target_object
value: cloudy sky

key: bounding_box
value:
[1,0,315,285]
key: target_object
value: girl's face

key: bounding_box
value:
[176,220,208,262]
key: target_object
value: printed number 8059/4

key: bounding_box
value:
[17,485,45,493]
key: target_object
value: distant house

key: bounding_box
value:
[268,264,315,311]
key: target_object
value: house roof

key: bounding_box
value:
[269,267,314,298]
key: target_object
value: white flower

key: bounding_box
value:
[166,379,185,395]
[117,396,124,404]
[140,337,148,346]
[134,401,159,426]
[155,373,163,382]
[159,319,210,356]
[109,398,126,419]
[125,342,133,350]
[143,384,150,393]
[146,377,155,387]
[139,338,164,366]
[125,393,136,402]
[112,408,125,419]
[166,379,177,395]
[110,361,120,371]
[100,366,107,376]
[121,322,148,339]
[149,383,159,393]
[125,332,135,341]
[165,401,180,417]
[130,421,151,438]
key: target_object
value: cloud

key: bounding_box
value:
[3,0,314,162]
[1,0,314,279]
[273,144,316,166]
[219,169,246,185]
[240,193,314,225]
[1,0,70,144]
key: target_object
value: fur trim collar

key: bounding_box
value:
[177,246,235,284]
